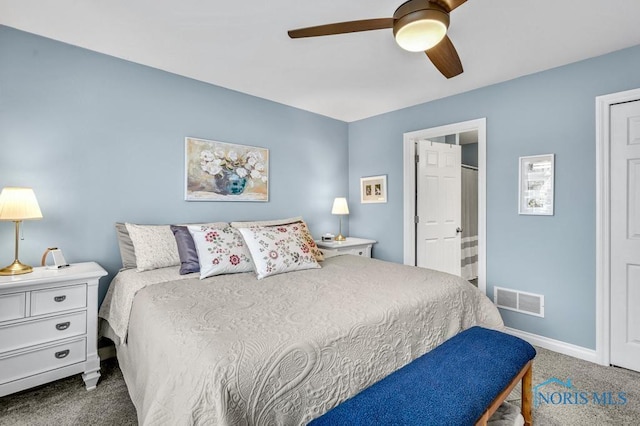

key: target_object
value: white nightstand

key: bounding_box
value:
[0,262,107,397]
[315,237,377,258]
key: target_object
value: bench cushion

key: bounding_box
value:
[309,326,536,426]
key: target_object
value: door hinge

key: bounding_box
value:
[414,215,420,224]
[415,154,420,163]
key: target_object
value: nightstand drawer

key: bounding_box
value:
[0,338,86,385]
[31,284,87,316]
[0,311,87,353]
[342,247,371,257]
[315,238,376,259]
[0,293,26,322]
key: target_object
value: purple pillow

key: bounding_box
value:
[170,225,200,275]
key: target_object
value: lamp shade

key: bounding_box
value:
[0,187,43,221]
[331,197,349,215]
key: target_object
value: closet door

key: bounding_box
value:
[610,100,640,372]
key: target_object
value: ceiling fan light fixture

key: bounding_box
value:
[393,9,449,52]
[287,0,466,78]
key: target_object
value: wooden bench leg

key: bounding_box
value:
[522,361,533,426]
[475,360,534,426]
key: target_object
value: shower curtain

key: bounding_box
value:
[461,167,478,281]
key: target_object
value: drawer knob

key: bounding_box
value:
[55,349,70,359]
[56,322,71,331]
[54,295,67,302]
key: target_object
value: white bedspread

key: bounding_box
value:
[99,255,503,425]
[99,265,192,345]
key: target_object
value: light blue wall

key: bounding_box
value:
[348,44,640,349]
[4,24,640,350]
[0,26,349,303]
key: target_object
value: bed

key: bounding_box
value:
[99,252,503,425]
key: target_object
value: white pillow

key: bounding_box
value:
[188,225,253,279]
[238,223,321,279]
[125,223,180,272]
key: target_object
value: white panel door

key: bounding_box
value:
[416,140,462,275]
[610,100,640,372]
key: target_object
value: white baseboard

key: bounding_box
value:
[98,345,116,361]
[503,327,602,365]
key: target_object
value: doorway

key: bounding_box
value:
[403,118,487,294]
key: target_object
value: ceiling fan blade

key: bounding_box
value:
[288,18,394,39]
[425,35,463,78]
[434,0,467,13]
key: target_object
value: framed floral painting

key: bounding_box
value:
[185,137,269,202]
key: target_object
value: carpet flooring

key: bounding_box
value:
[0,358,136,426]
[507,347,640,425]
[1,346,639,425]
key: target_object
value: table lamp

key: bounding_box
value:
[331,197,349,242]
[0,187,43,276]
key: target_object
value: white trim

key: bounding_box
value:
[402,137,416,264]
[595,87,640,367]
[403,118,487,294]
[503,327,598,364]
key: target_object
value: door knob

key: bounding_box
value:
[456,227,463,234]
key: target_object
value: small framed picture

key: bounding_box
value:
[361,175,387,203]
[519,154,554,215]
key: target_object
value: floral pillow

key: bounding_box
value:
[237,223,321,279]
[231,217,324,262]
[297,221,324,262]
[188,225,253,279]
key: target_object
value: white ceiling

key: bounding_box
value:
[2,0,640,122]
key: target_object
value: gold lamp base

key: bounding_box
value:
[0,259,34,276]
[334,214,347,242]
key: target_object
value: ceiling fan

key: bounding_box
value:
[288,0,467,79]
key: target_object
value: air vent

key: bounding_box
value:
[494,286,544,317]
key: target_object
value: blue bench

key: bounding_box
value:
[309,326,536,426]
